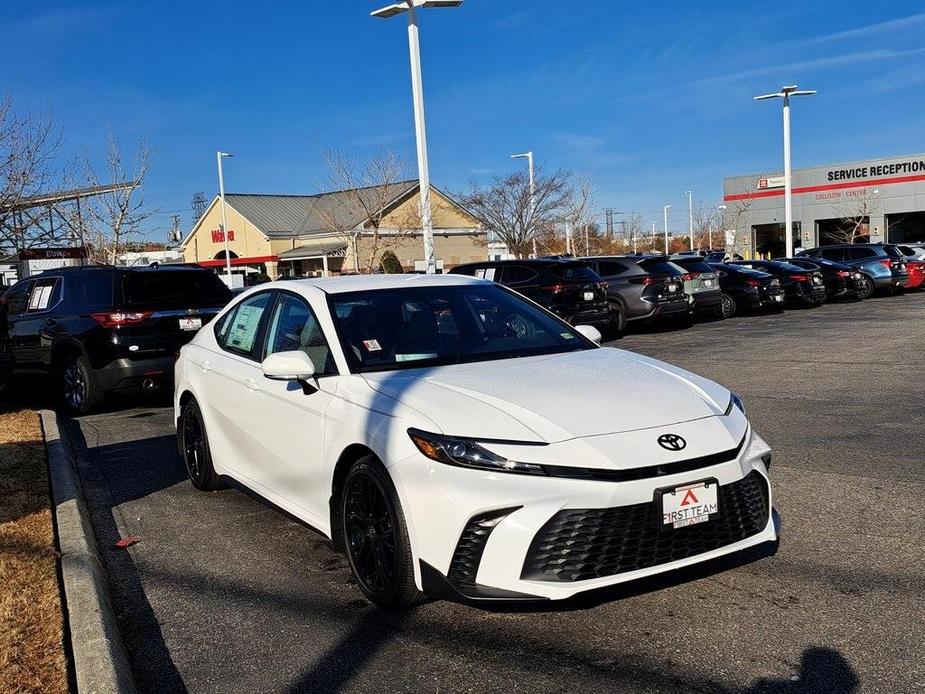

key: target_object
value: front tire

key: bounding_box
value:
[180,399,222,491]
[855,275,874,300]
[341,456,422,607]
[607,301,627,338]
[719,293,737,319]
[61,355,103,415]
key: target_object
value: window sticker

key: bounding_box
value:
[484,268,496,281]
[227,305,263,351]
[561,332,576,339]
[395,353,437,362]
[29,284,53,310]
[363,339,382,352]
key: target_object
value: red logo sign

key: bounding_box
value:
[211,229,235,243]
[680,489,699,507]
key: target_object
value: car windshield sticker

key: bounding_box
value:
[395,353,438,362]
[484,268,496,280]
[363,339,382,351]
[561,332,575,339]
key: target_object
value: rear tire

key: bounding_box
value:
[607,301,627,338]
[61,355,103,415]
[341,456,423,607]
[180,399,222,491]
[719,293,737,319]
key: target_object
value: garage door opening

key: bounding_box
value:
[817,217,869,246]
[752,222,801,257]
[886,212,925,243]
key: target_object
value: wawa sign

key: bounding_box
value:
[211,229,235,243]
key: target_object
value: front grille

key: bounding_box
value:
[447,507,520,588]
[521,471,769,582]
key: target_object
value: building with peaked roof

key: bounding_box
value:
[181,180,488,279]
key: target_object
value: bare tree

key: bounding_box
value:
[80,136,158,265]
[316,147,419,274]
[458,167,573,258]
[691,200,725,251]
[830,195,880,245]
[563,169,595,256]
[0,96,62,252]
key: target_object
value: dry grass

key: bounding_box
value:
[0,408,68,694]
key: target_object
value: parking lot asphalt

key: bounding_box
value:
[59,292,925,694]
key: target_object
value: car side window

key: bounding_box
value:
[598,261,627,276]
[848,247,876,260]
[820,248,844,261]
[4,280,34,316]
[264,293,337,375]
[26,277,62,313]
[216,291,273,360]
[502,265,538,285]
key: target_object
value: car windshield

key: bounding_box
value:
[327,284,595,373]
[712,263,768,278]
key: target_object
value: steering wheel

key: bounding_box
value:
[500,312,536,340]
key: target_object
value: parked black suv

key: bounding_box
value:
[773,256,868,300]
[729,260,827,307]
[580,255,689,335]
[449,259,611,329]
[0,265,231,413]
[708,263,785,317]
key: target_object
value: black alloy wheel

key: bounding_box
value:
[181,399,221,491]
[719,293,737,319]
[341,457,422,606]
[856,275,874,300]
[608,301,627,336]
[61,356,102,415]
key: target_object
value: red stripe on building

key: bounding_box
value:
[195,255,278,267]
[724,173,925,202]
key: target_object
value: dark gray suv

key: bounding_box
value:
[580,256,689,335]
[796,244,908,295]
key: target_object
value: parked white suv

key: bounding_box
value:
[174,274,778,606]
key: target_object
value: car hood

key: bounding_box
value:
[361,348,730,443]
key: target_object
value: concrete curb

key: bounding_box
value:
[41,410,137,694]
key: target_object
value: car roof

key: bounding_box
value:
[260,273,489,295]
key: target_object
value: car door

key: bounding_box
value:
[201,290,275,475]
[12,277,62,371]
[242,290,339,525]
[3,279,35,371]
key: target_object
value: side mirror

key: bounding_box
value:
[261,350,316,381]
[574,324,602,345]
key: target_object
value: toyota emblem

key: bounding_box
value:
[657,434,687,451]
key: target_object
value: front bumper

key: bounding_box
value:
[393,420,777,602]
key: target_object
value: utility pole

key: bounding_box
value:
[663,205,671,255]
[686,190,694,250]
[169,215,181,246]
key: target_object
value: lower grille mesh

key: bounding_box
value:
[448,507,520,587]
[521,472,770,582]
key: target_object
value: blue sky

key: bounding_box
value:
[6,1,925,239]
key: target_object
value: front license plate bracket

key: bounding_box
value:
[654,477,720,532]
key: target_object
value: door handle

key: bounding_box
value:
[244,377,260,392]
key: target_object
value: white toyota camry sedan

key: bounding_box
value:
[174,274,779,606]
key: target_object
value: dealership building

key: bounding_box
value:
[723,153,925,257]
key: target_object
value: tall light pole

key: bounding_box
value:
[216,151,234,278]
[373,1,463,274]
[714,204,727,250]
[663,205,671,255]
[511,151,536,257]
[754,85,816,258]
[685,190,694,250]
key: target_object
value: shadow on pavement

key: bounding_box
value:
[742,647,859,693]
[60,416,188,693]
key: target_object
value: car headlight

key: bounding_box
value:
[407,429,546,475]
[725,392,746,416]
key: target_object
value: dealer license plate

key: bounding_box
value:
[179,317,202,331]
[773,294,783,302]
[703,279,714,287]
[583,291,594,301]
[662,481,718,529]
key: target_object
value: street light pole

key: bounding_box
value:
[216,151,234,278]
[373,1,463,274]
[663,204,671,255]
[685,190,693,250]
[511,151,536,257]
[755,85,816,258]
[715,204,727,251]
